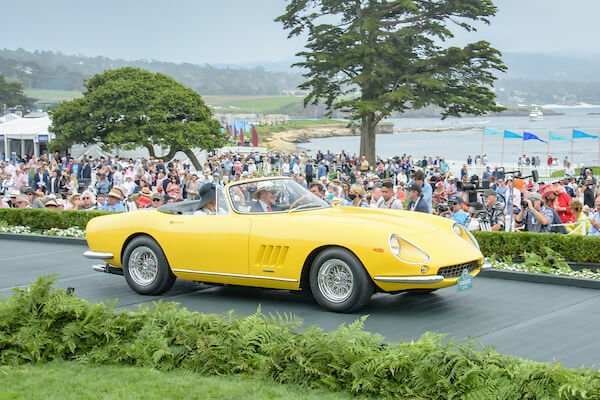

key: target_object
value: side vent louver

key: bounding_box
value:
[255,245,289,268]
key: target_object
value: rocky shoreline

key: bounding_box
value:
[265,122,396,152]
[265,125,356,152]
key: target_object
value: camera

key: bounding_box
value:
[521,200,529,208]
[436,203,449,213]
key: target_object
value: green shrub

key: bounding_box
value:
[2,208,599,263]
[1,276,599,399]
[473,231,600,263]
[0,209,110,230]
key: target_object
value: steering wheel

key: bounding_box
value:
[289,194,312,210]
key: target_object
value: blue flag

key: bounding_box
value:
[504,130,523,139]
[483,128,502,136]
[549,132,571,141]
[523,131,547,143]
[573,129,599,139]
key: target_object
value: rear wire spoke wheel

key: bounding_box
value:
[123,237,175,295]
[310,248,373,313]
[128,246,159,286]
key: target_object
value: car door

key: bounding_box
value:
[161,187,251,275]
[247,213,305,289]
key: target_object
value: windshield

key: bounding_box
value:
[228,178,329,213]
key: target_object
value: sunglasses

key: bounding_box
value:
[82,197,90,200]
[152,199,162,202]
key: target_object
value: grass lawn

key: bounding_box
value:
[0,362,355,400]
[205,95,304,114]
[551,166,600,178]
[24,88,82,104]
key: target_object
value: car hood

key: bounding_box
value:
[298,205,444,234]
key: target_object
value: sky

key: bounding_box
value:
[1,0,599,65]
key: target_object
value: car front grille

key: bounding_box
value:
[438,261,479,278]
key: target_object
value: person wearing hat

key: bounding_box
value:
[8,189,21,208]
[251,181,280,213]
[407,183,428,213]
[101,188,126,212]
[44,198,60,209]
[193,183,217,215]
[22,187,45,209]
[514,191,553,233]
[135,188,153,209]
[480,189,505,231]
[439,195,469,227]
[14,195,30,209]
[65,192,81,210]
[150,192,164,208]
[80,190,97,210]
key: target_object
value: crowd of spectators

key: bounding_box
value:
[1,149,598,236]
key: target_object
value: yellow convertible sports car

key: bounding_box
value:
[84,177,486,313]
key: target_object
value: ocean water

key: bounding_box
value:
[302,107,600,167]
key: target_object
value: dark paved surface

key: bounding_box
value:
[1,238,599,369]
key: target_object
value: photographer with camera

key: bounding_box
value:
[437,195,469,227]
[514,192,553,233]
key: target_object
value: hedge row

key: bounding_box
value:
[1,208,599,263]
[0,208,110,230]
[1,277,598,400]
[473,231,600,263]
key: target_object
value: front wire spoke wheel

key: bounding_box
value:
[318,259,354,303]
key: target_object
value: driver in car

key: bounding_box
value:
[251,181,280,212]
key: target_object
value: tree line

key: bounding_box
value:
[0,48,303,95]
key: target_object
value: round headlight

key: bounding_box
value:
[389,235,401,257]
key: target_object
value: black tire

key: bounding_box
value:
[122,236,176,295]
[309,248,374,313]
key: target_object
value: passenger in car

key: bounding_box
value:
[194,183,217,215]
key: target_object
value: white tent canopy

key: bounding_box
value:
[0,115,53,158]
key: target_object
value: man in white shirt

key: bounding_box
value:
[111,166,123,188]
[378,180,403,210]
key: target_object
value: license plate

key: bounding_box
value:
[457,269,473,292]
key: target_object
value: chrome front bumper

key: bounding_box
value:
[375,262,487,284]
[373,275,445,284]
[83,250,113,259]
